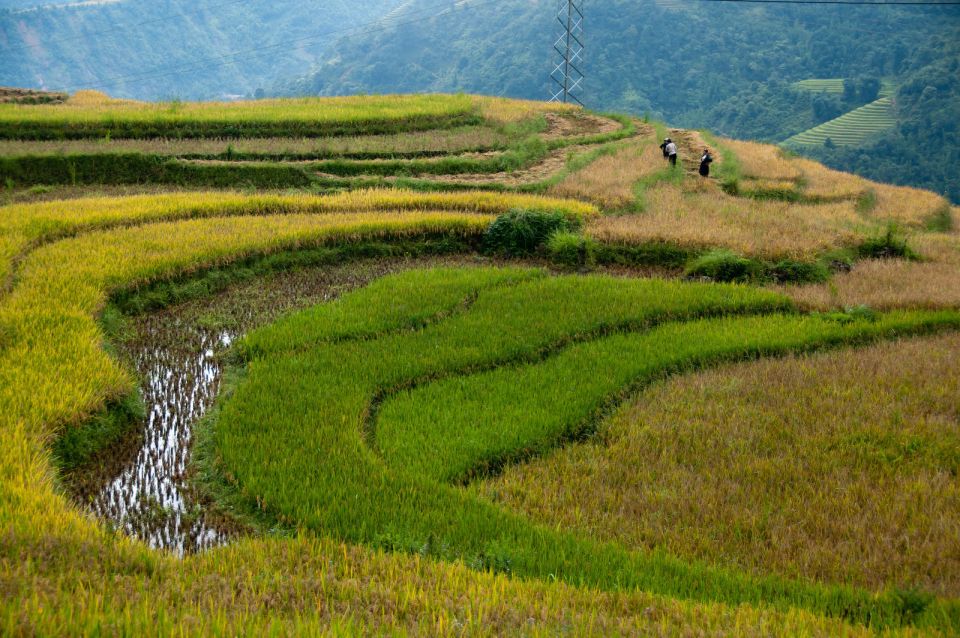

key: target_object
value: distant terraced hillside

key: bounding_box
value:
[793,79,896,98]
[784,97,896,148]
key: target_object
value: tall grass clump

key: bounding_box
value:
[685,249,762,283]
[925,205,954,233]
[483,209,577,257]
[546,231,597,269]
[858,224,918,260]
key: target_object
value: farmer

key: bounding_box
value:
[659,138,671,158]
[699,147,714,177]
[665,139,678,167]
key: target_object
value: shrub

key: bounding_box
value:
[685,249,762,283]
[484,209,574,257]
[546,230,596,269]
[769,259,830,284]
[820,248,856,273]
[925,206,954,233]
[856,188,878,214]
[858,224,917,260]
[818,304,879,324]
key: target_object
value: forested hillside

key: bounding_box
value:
[0,0,404,100]
[802,52,960,203]
[281,0,960,201]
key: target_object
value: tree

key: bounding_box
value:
[859,78,881,102]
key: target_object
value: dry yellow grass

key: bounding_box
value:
[471,95,578,124]
[548,139,660,209]
[871,182,951,228]
[478,333,960,597]
[724,138,802,181]
[587,183,862,259]
[67,89,141,107]
[780,259,960,311]
[792,158,869,201]
[740,178,801,195]
[5,533,892,637]
[60,92,573,125]
[915,233,960,264]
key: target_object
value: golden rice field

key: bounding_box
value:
[547,134,662,209]
[478,333,960,597]
[0,90,474,126]
[587,182,863,259]
[1,92,959,636]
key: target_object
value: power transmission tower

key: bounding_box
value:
[550,0,585,106]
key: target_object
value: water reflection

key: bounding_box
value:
[90,322,235,556]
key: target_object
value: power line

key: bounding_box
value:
[50,0,500,94]
[0,0,257,53]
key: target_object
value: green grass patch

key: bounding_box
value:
[546,231,598,269]
[52,392,145,472]
[701,131,743,195]
[0,154,315,189]
[238,266,544,360]
[925,205,955,233]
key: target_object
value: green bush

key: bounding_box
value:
[858,224,917,260]
[53,393,145,472]
[483,209,575,257]
[769,259,830,284]
[820,248,856,273]
[685,249,762,283]
[546,231,596,269]
[925,206,954,233]
[593,241,693,269]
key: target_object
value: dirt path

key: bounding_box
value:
[421,120,652,188]
[543,112,622,140]
[669,129,705,176]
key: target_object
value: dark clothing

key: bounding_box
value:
[669,153,677,166]
[699,152,713,177]
[660,142,669,158]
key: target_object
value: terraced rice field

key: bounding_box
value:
[784,97,897,147]
[793,78,896,98]
[2,91,959,636]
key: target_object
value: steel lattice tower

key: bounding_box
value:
[550,0,584,106]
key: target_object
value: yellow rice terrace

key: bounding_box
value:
[1,93,958,636]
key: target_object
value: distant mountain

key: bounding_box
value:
[0,0,405,100]
[280,0,960,202]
